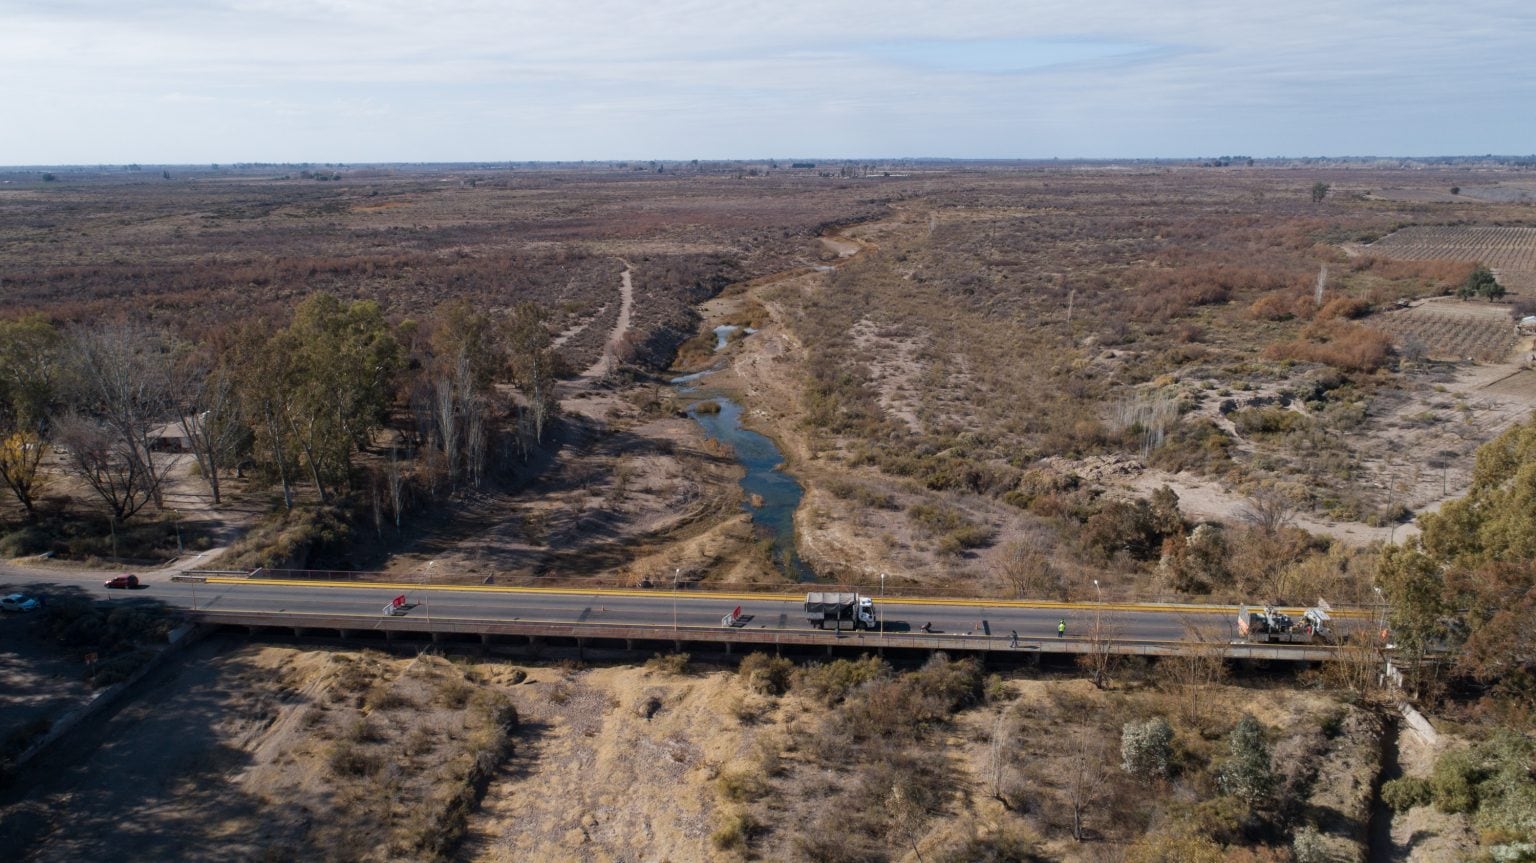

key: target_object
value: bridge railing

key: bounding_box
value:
[190,609,1351,662]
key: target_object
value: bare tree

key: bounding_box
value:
[434,376,459,485]
[1078,610,1124,689]
[465,400,487,488]
[386,447,406,528]
[994,538,1062,599]
[54,413,158,527]
[67,322,180,509]
[1238,486,1295,535]
[885,783,930,863]
[177,362,244,505]
[985,709,1021,805]
[1064,728,1112,842]
[1159,620,1230,727]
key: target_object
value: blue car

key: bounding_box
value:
[1,593,40,613]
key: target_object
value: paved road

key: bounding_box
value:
[0,566,1364,648]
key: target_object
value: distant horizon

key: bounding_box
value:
[3,1,1532,165]
[4,154,1536,172]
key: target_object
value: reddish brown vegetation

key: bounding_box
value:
[1264,319,1394,372]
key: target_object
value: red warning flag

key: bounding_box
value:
[392,594,407,607]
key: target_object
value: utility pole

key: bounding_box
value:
[879,573,886,641]
[673,568,680,635]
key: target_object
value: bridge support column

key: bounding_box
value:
[480,634,492,646]
[576,638,586,660]
[293,627,304,639]
[338,629,352,639]
[724,642,732,655]
[431,631,443,643]
[826,645,834,657]
[674,640,683,652]
[625,639,635,651]
[384,629,396,642]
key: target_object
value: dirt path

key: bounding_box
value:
[578,260,633,381]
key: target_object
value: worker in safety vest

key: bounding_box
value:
[1057,618,1066,637]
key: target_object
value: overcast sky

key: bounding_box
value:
[3,0,1533,164]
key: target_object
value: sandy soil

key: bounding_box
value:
[461,664,754,863]
[0,640,530,863]
[1385,720,1478,862]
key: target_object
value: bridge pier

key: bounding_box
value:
[625,639,635,651]
[338,629,352,639]
[576,637,586,660]
[480,634,492,646]
[293,627,304,639]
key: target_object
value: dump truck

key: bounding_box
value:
[1237,603,1332,644]
[805,591,878,630]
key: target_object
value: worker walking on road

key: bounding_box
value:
[1009,630,1019,648]
[1057,618,1066,638]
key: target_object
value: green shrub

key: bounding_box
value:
[645,652,691,675]
[791,655,889,706]
[715,767,767,803]
[835,654,983,741]
[329,741,383,777]
[0,524,52,557]
[1122,717,1174,779]
[1231,406,1310,437]
[738,653,794,696]
[1430,749,1480,814]
[710,806,760,852]
[364,686,415,711]
[1381,777,1432,810]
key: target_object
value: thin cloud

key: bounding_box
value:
[0,0,1532,162]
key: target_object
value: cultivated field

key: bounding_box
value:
[1368,225,1536,293]
[1373,296,1519,362]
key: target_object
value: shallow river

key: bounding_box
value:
[681,391,816,581]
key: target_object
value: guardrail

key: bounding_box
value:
[191,609,1346,662]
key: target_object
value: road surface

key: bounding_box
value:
[0,566,1366,651]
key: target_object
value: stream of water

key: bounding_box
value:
[679,385,815,581]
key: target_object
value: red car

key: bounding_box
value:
[104,574,140,589]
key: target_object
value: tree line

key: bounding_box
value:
[0,293,563,539]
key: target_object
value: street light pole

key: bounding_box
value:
[879,573,886,640]
[1093,579,1101,603]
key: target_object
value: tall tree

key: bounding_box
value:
[0,315,63,518]
[65,322,179,515]
[176,345,246,505]
[235,295,401,504]
[506,302,563,449]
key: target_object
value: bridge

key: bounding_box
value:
[144,571,1372,664]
